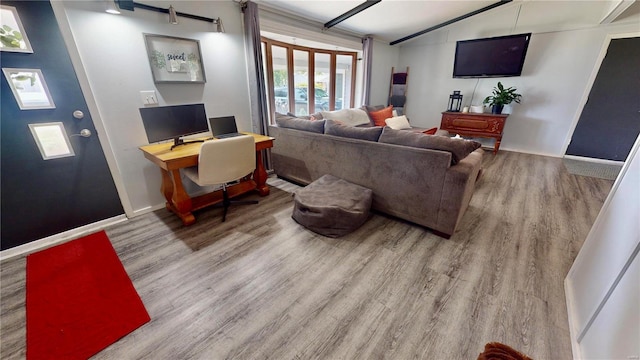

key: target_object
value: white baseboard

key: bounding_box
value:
[563,154,625,166]
[497,146,562,158]
[0,215,128,261]
[131,203,166,217]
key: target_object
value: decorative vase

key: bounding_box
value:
[492,104,504,114]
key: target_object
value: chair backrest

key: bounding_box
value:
[197,135,256,185]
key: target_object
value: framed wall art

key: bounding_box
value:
[143,34,206,83]
[2,68,55,110]
[0,5,33,53]
[28,122,75,160]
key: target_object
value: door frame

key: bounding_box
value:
[561,31,640,158]
[49,2,132,216]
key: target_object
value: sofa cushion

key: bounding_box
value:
[385,115,411,130]
[378,127,481,165]
[363,104,398,126]
[362,105,385,126]
[363,104,386,112]
[325,119,383,142]
[275,113,325,133]
[368,106,394,127]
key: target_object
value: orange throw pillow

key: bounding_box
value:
[423,127,438,135]
[369,106,393,127]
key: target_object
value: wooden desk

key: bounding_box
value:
[140,133,274,225]
[440,112,508,154]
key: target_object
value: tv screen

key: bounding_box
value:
[140,103,209,144]
[453,33,531,78]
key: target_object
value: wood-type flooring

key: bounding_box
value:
[0,151,613,359]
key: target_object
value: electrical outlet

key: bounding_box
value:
[140,90,158,105]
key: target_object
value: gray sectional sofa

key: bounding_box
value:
[269,112,484,238]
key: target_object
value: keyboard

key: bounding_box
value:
[215,133,244,139]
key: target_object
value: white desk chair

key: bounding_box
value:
[183,135,258,222]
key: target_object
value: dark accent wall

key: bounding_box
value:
[566,37,640,161]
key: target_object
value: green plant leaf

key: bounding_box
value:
[484,82,522,106]
[0,37,18,48]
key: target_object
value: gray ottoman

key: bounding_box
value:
[292,174,373,237]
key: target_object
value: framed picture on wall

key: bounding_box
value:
[2,68,55,110]
[0,5,34,53]
[143,34,206,83]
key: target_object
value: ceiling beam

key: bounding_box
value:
[324,0,382,29]
[389,0,513,46]
[600,0,635,24]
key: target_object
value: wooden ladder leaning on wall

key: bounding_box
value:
[388,67,409,116]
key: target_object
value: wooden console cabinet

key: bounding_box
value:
[440,111,508,154]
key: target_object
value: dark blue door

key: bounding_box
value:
[1,1,123,250]
[566,37,640,161]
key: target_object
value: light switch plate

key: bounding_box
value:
[140,90,158,105]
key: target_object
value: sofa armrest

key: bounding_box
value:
[436,148,484,235]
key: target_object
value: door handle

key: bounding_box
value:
[71,129,91,137]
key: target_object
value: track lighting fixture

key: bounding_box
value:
[168,5,178,25]
[214,17,225,33]
[115,1,223,31]
[105,0,121,14]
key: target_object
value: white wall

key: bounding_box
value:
[368,39,400,107]
[59,1,251,215]
[565,134,640,359]
[395,2,640,156]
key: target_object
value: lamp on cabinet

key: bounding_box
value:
[447,91,463,112]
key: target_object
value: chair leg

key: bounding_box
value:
[219,184,258,222]
[222,188,230,222]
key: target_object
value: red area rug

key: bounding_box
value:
[26,230,150,359]
[477,342,533,360]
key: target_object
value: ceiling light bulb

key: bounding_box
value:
[105,0,120,14]
[168,5,179,25]
[215,17,225,33]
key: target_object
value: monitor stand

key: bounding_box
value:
[170,137,205,150]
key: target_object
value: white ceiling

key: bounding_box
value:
[255,0,639,44]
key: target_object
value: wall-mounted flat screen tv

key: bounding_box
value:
[453,33,531,78]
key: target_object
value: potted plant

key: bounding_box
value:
[483,82,522,114]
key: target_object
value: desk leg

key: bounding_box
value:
[160,168,195,225]
[160,169,174,205]
[494,138,501,154]
[254,150,270,196]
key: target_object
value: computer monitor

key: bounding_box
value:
[139,104,209,149]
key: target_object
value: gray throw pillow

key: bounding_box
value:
[324,119,383,142]
[362,105,386,126]
[378,127,481,165]
[275,113,325,133]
